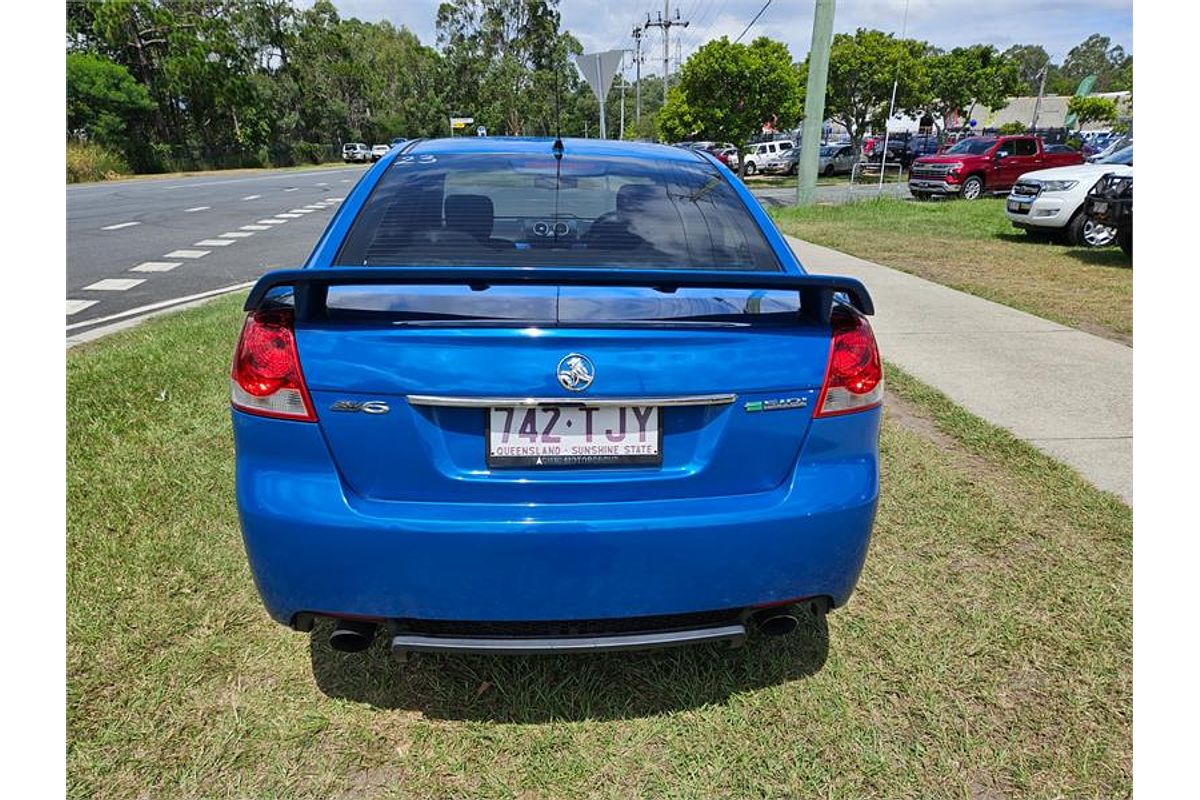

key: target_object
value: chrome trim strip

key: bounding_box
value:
[406,393,737,408]
[391,624,747,655]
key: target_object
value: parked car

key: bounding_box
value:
[390,137,407,147]
[906,135,940,162]
[1087,136,1130,163]
[705,143,739,170]
[863,139,908,169]
[817,143,857,176]
[743,139,794,175]
[1084,170,1133,256]
[1005,146,1132,246]
[909,134,1085,200]
[342,142,370,163]
[370,144,391,162]
[231,137,882,660]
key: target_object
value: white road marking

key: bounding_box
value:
[257,218,287,224]
[101,221,140,230]
[316,182,328,186]
[130,261,183,272]
[284,187,299,192]
[340,179,351,183]
[66,281,256,342]
[275,213,302,218]
[328,197,343,201]
[242,194,262,200]
[184,206,210,212]
[195,239,235,246]
[303,205,326,210]
[240,224,271,230]
[66,300,98,315]
[84,278,145,291]
[165,249,210,259]
[220,231,254,238]
[288,208,314,214]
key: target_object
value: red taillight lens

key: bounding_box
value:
[230,309,316,421]
[814,308,883,418]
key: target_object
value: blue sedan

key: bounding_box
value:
[232,136,882,660]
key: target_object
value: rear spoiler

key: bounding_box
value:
[244,267,874,321]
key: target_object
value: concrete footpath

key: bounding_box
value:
[789,236,1132,504]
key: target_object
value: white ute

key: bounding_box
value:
[1005,145,1132,247]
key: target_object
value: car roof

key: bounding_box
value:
[405,137,709,164]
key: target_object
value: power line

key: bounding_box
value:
[733,0,772,44]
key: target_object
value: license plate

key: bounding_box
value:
[488,405,661,467]
[1091,201,1108,214]
[1007,199,1031,212]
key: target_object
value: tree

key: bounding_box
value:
[66,52,155,144]
[656,36,801,173]
[1061,33,1129,92]
[1067,95,1118,129]
[917,44,1020,132]
[1001,44,1052,94]
[821,28,928,153]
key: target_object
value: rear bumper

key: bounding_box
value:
[233,407,880,625]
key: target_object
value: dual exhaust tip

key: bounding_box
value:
[326,599,827,652]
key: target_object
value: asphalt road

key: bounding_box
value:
[66,164,371,335]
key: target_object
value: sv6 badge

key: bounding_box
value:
[330,400,390,414]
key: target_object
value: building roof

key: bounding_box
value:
[978,92,1131,131]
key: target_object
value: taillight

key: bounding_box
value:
[230,309,316,421]
[814,307,883,417]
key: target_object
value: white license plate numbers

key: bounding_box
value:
[488,406,660,467]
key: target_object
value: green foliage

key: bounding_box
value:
[66,52,154,146]
[1062,34,1131,92]
[918,44,1021,131]
[1067,95,1119,128]
[821,28,928,150]
[657,36,800,156]
[66,141,132,183]
[997,121,1029,135]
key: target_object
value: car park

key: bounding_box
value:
[1004,145,1132,246]
[231,137,882,660]
[341,142,370,163]
[705,143,739,170]
[371,144,391,161]
[909,134,1084,200]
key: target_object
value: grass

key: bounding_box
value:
[67,159,356,187]
[769,197,1133,342]
[67,296,1131,799]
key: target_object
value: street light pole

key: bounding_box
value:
[797,0,836,206]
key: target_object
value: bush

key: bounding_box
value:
[66,141,131,183]
[290,141,331,165]
[997,121,1028,135]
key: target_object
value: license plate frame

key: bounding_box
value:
[486,405,663,468]
[1007,199,1032,212]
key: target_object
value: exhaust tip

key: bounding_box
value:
[329,619,378,652]
[755,612,800,636]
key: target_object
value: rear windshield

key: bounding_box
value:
[945,138,995,155]
[335,151,780,271]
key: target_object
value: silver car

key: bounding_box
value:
[818,144,857,177]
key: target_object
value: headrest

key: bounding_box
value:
[444,194,494,240]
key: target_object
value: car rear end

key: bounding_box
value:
[232,138,881,658]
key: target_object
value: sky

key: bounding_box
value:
[323,0,1133,76]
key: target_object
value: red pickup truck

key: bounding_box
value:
[908,135,1084,200]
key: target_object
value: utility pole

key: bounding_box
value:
[1031,61,1050,132]
[619,52,626,140]
[796,0,836,206]
[632,25,644,124]
[644,2,688,103]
